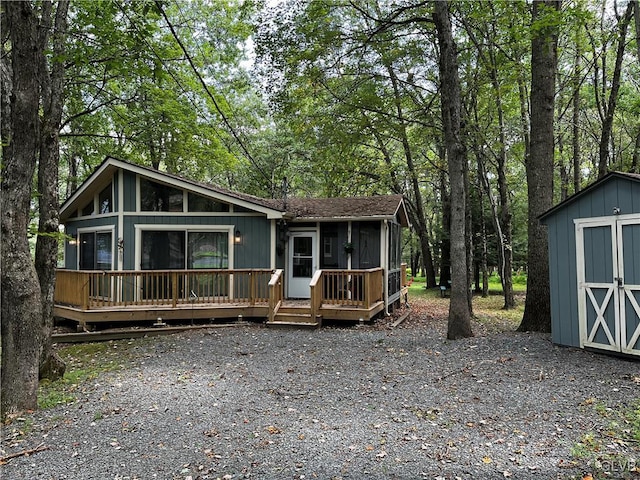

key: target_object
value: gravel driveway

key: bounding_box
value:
[1,309,638,480]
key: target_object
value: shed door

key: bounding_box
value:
[618,220,640,355]
[576,217,640,356]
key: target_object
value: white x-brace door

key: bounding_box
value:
[576,215,640,356]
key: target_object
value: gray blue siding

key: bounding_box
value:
[542,175,640,348]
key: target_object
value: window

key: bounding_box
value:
[389,223,401,270]
[188,192,230,212]
[79,231,113,270]
[188,232,229,268]
[99,184,112,214]
[141,230,229,270]
[140,178,183,212]
[81,200,94,216]
[141,231,185,269]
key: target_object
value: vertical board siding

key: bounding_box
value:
[548,209,578,347]
[233,216,271,269]
[544,176,640,351]
[123,214,271,270]
[123,170,136,211]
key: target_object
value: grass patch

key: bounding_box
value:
[38,340,139,410]
[407,275,525,330]
[571,400,640,478]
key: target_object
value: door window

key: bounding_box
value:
[292,236,313,278]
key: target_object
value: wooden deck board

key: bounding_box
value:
[54,304,269,323]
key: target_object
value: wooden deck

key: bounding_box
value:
[54,267,404,329]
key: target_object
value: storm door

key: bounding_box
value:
[576,216,640,356]
[287,231,317,298]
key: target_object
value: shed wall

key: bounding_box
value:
[543,176,640,348]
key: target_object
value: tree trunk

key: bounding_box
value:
[518,0,560,333]
[385,64,437,288]
[368,117,437,287]
[36,0,69,381]
[631,1,640,173]
[433,0,473,340]
[1,1,43,417]
[597,2,634,178]
[572,32,581,193]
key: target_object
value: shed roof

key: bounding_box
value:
[539,171,640,221]
[60,157,409,226]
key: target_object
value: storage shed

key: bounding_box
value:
[540,172,640,357]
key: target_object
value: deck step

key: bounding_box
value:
[266,320,319,328]
[277,306,311,315]
[267,311,319,328]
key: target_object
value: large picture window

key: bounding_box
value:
[140,229,230,300]
[141,230,229,270]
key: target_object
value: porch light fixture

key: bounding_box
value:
[68,233,78,246]
[234,229,243,245]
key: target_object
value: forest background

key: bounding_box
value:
[1,0,639,416]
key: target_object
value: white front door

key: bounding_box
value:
[576,215,640,356]
[288,231,317,299]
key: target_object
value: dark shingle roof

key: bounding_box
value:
[267,195,406,220]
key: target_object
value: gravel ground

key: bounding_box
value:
[1,307,639,480]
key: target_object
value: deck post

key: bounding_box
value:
[310,270,323,327]
[364,271,371,308]
[81,272,89,310]
[268,269,283,323]
[171,271,178,308]
[249,271,256,306]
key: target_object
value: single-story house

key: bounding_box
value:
[55,157,409,329]
[540,171,640,357]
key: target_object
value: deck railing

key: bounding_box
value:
[318,268,384,308]
[54,269,274,309]
[56,267,385,316]
[268,269,284,322]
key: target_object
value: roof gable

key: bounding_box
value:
[540,171,640,221]
[60,157,410,226]
[60,157,285,220]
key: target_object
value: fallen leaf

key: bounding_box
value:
[482,456,492,464]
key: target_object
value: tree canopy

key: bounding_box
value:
[2,0,640,416]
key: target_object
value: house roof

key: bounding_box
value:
[268,195,409,226]
[539,171,640,221]
[60,157,409,226]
